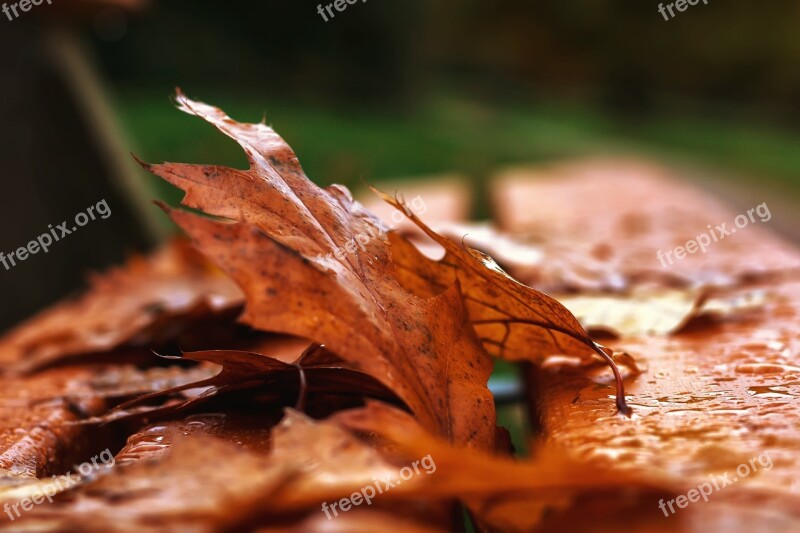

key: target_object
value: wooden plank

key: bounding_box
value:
[492,158,800,531]
[491,158,800,292]
[0,368,110,479]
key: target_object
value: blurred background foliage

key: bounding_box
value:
[91,0,800,206]
[2,0,800,328]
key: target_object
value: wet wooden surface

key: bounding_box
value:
[1,159,798,531]
[492,159,800,531]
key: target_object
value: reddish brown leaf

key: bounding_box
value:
[379,192,631,413]
[142,93,495,448]
[9,411,448,532]
[0,239,243,376]
[333,401,668,531]
[8,434,288,532]
[96,343,401,423]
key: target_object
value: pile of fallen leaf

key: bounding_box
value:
[0,94,717,532]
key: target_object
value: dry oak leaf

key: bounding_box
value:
[55,333,332,426]
[334,401,667,532]
[1,435,288,533]
[556,287,703,338]
[6,411,450,532]
[555,287,768,338]
[252,409,456,530]
[0,365,231,502]
[0,239,243,376]
[96,343,401,423]
[380,193,631,413]
[141,92,495,448]
[113,412,284,466]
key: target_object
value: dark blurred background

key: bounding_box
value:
[2,0,800,329]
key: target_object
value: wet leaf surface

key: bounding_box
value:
[0,240,243,376]
[145,93,497,446]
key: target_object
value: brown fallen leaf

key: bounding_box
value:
[0,239,243,376]
[141,92,496,447]
[3,434,289,533]
[114,412,283,465]
[78,364,219,402]
[6,412,279,522]
[24,407,657,532]
[7,410,456,532]
[0,363,224,503]
[537,279,800,477]
[696,288,768,318]
[554,287,770,338]
[332,401,670,531]
[436,222,770,338]
[556,287,703,337]
[95,343,401,423]
[379,192,631,413]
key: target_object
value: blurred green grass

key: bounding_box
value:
[114,87,800,222]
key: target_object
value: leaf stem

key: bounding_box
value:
[590,342,631,417]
